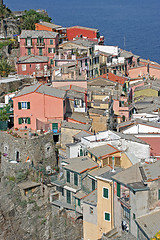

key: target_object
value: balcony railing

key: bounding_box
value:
[119,196,131,209]
[36,42,45,47]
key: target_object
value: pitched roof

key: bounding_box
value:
[20,30,58,39]
[112,160,160,186]
[135,210,160,239]
[18,55,49,63]
[36,21,62,29]
[88,78,116,87]
[57,85,86,93]
[65,112,90,124]
[67,25,98,32]
[14,84,66,99]
[88,144,120,158]
[63,156,98,174]
[37,85,66,99]
[118,118,160,130]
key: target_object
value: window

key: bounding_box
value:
[67,171,70,183]
[50,59,53,65]
[74,173,78,186]
[26,37,32,46]
[50,39,53,45]
[92,179,95,191]
[18,117,31,124]
[80,148,83,156]
[103,188,109,199]
[37,37,44,44]
[22,64,26,71]
[28,48,31,55]
[123,206,130,220]
[36,64,40,70]
[48,48,55,53]
[18,102,30,110]
[104,212,110,221]
[78,199,80,206]
[39,48,42,56]
[90,207,93,214]
[158,189,160,200]
[117,182,121,197]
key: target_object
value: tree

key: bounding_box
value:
[21,9,52,30]
[0,57,12,77]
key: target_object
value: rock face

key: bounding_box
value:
[0,178,83,240]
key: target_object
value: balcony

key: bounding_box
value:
[36,42,45,47]
[25,44,33,48]
[119,191,131,209]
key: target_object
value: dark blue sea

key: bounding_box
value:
[5,0,160,63]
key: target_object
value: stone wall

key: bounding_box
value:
[0,76,32,102]
[0,131,57,175]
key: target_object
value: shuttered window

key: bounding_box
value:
[92,179,95,191]
[67,171,70,183]
[74,173,78,186]
[117,182,121,197]
[104,212,110,221]
[158,189,160,200]
[103,188,109,199]
[78,199,80,206]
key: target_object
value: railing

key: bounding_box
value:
[119,196,131,209]
[36,42,45,47]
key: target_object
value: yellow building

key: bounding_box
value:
[83,166,123,240]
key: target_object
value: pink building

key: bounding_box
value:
[16,56,50,81]
[129,65,160,79]
[19,30,59,66]
[113,96,134,121]
[13,84,66,132]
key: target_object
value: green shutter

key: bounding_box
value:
[25,38,27,45]
[117,182,121,197]
[67,171,70,183]
[50,59,53,65]
[53,48,55,53]
[67,190,71,204]
[78,199,80,206]
[27,118,31,124]
[105,212,110,221]
[48,48,50,53]
[18,118,22,124]
[18,102,21,110]
[158,189,160,200]
[80,148,83,156]
[92,179,95,191]
[39,48,42,56]
[103,188,109,198]
[31,38,32,46]
[27,102,30,109]
[50,39,53,45]
[74,173,78,186]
